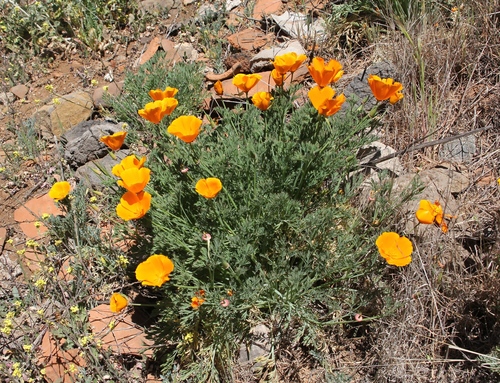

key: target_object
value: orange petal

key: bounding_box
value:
[195,178,223,199]
[135,254,174,287]
[167,115,203,143]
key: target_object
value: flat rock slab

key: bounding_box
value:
[227,28,273,51]
[253,0,283,19]
[271,11,326,40]
[76,149,131,188]
[14,193,64,239]
[439,134,476,163]
[89,304,154,356]
[10,84,29,99]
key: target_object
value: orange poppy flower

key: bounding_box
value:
[116,191,151,221]
[100,131,127,151]
[232,73,262,93]
[308,85,346,116]
[272,52,307,75]
[167,115,202,143]
[251,91,273,111]
[416,200,448,233]
[191,296,205,309]
[308,57,344,88]
[195,178,223,199]
[117,167,151,194]
[138,98,179,124]
[135,254,174,287]
[148,86,178,100]
[271,69,285,86]
[214,80,223,96]
[375,232,413,266]
[110,293,128,313]
[48,181,71,201]
[112,155,146,178]
[367,75,403,102]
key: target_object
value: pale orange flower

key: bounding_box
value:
[232,73,262,93]
[195,178,223,199]
[271,69,285,86]
[110,293,128,313]
[116,191,151,221]
[416,200,448,233]
[112,155,146,178]
[149,86,178,100]
[48,181,71,201]
[251,92,273,111]
[116,167,151,194]
[308,57,343,87]
[167,115,202,143]
[375,232,413,266]
[138,98,179,124]
[367,74,403,102]
[214,80,223,96]
[308,85,346,116]
[272,52,307,75]
[100,131,127,151]
[135,254,174,287]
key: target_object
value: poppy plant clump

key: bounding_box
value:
[48,181,71,201]
[135,254,174,287]
[367,74,404,104]
[116,191,152,221]
[416,199,448,233]
[167,115,203,143]
[110,293,128,313]
[195,178,223,199]
[375,232,413,266]
[100,131,127,151]
[308,57,344,88]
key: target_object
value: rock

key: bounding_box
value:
[358,141,404,176]
[139,0,179,14]
[139,36,162,66]
[166,42,199,64]
[227,28,272,51]
[0,251,22,281]
[183,0,195,4]
[33,90,93,138]
[225,0,241,10]
[253,0,283,19]
[196,3,217,23]
[10,84,29,99]
[438,135,476,163]
[0,91,15,105]
[14,193,64,239]
[63,120,122,168]
[75,149,131,188]
[424,167,470,194]
[250,40,306,72]
[343,61,397,112]
[271,11,326,40]
[239,324,271,372]
[92,82,123,108]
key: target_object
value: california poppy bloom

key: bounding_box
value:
[271,69,285,86]
[112,155,146,178]
[416,200,448,233]
[214,80,223,96]
[167,115,202,143]
[375,232,413,266]
[308,85,346,116]
[100,131,127,151]
[191,291,205,309]
[116,191,151,221]
[110,293,128,313]
[251,91,273,111]
[272,52,307,75]
[117,167,151,194]
[135,254,174,287]
[149,86,178,100]
[308,57,344,88]
[196,178,223,199]
[232,73,262,94]
[367,74,403,102]
[48,181,71,201]
[138,98,179,124]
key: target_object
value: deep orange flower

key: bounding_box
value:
[308,57,344,88]
[271,69,285,86]
[375,232,413,266]
[138,98,179,124]
[117,167,151,194]
[416,200,448,233]
[232,73,262,93]
[100,131,127,151]
[251,91,273,111]
[272,52,307,75]
[112,155,146,178]
[308,85,346,116]
[167,115,202,143]
[135,254,174,287]
[214,80,223,96]
[367,74,403,102]
[48,181,71,201]
[116,191,151,221]
[110,293,128,313]
[196,178,223,199]
[191,296,205,309]
[149,86,178,100]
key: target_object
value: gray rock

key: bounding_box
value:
[172,42,199,62]
[238,324,270,372]
[343,61,397,112]
[438,135,476,163]
[250,40,306,73]
[0,91,15,105]
[271,11,326,41]
[358,141,404,177]
[76,149,131,188]
[63,121,123,168]
[225,0,241,10]
[140,0,179,14]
